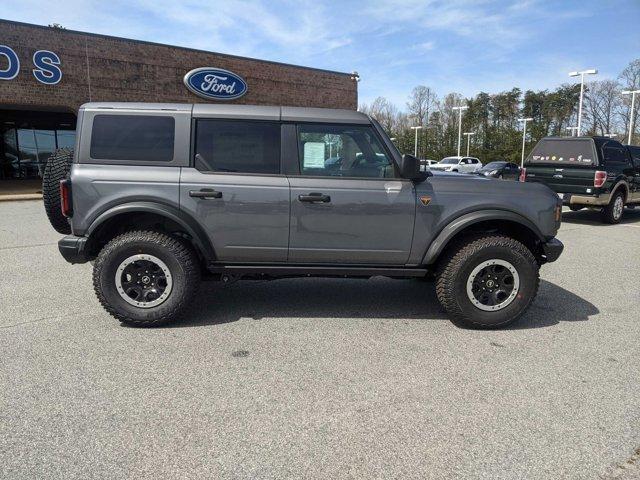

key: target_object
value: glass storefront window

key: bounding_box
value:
[1,122,75,180]
[2,129,18,180]
[57,130,76,149]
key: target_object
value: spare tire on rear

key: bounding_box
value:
[42,148,73,234]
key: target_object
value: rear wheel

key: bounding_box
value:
[436,235,540,329]
[93,230,200,327]
[601,191,625,224]
[42,148,73,234]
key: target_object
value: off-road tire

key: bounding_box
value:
[601,190,625,224]
[436,235,540,329]
[42,148,74,234]
[93,230,200,327]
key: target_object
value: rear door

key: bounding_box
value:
[627,146,640,202]
[602,140,636,196]
[524,138,597,194]
[287,123,416,265]
[180,118,290,262]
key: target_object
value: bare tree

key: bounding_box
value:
[361,97,398,133]
[584,80,622,135]
[407,86,438,126]
[618,59,640,143]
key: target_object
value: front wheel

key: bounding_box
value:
[436,235,540,329]
[601,191,625,224]
[93,230,201,327]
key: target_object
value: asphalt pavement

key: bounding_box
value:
[1,201,639,479]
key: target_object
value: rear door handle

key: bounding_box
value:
[189,188,222,199]
[298,192,331,203]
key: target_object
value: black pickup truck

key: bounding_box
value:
[522,136,640,223]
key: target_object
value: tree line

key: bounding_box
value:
[359,59,640,163]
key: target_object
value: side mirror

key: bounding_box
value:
[398,154,426,180]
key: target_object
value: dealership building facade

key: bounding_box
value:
[0,20,358,185]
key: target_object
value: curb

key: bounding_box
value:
[0,194,43,202]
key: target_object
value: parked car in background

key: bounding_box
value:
[430,156,482,173]
[476,161,521,180]
[523,136,640,223]
[419,159,438,172]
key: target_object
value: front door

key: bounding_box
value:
[180,119,290,262]
[287,123,416,265]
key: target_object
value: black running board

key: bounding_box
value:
[207,264,428,278]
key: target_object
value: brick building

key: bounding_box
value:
[0,19,358,184]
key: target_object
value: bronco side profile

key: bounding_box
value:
[43,103,564,329]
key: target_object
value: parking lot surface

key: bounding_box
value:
[1,200,639,479]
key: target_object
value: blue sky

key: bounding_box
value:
[2,0,639,107]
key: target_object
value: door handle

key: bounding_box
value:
[298,192,331,203]
[189,188,223,199]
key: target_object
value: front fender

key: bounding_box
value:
[421,209,545,265]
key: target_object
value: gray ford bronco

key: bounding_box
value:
[43,102,564,329]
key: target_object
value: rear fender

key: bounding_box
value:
[86,201,216,262]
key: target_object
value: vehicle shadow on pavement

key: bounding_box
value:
[507,280,599,329]
[161,277,598,330]
[561,207,640,225]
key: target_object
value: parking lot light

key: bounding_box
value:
[518,118,534,168]
[452,105,468,157]
[622,89,640,144]
[463,132,475,156]
[410,126,423,157]
[569,69,598,136]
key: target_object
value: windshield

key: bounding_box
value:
[481,161,506,170]
[439,157,460,165]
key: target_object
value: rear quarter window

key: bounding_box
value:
[602,141,630,167]
[90,115,175,162]
[525,139,596,166]
[626,146,640,167]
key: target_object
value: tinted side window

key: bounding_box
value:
[91,115,175,161]
[628,146,640,168]
[194,120,280,174]
[297,124,396,178]
[602,142,630,167]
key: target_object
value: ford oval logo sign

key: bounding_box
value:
[183,67,248,100]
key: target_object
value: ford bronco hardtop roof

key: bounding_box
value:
[79,102,370,124]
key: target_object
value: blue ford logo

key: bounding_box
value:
[183,67,248,100]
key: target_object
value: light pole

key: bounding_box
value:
[566,126,579,137]
[518,117,533,168]
[622,89,640,144]
[569,69,597,136]
[463,132,475,156]
[452,105,468,156]
[410,126,423,157]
